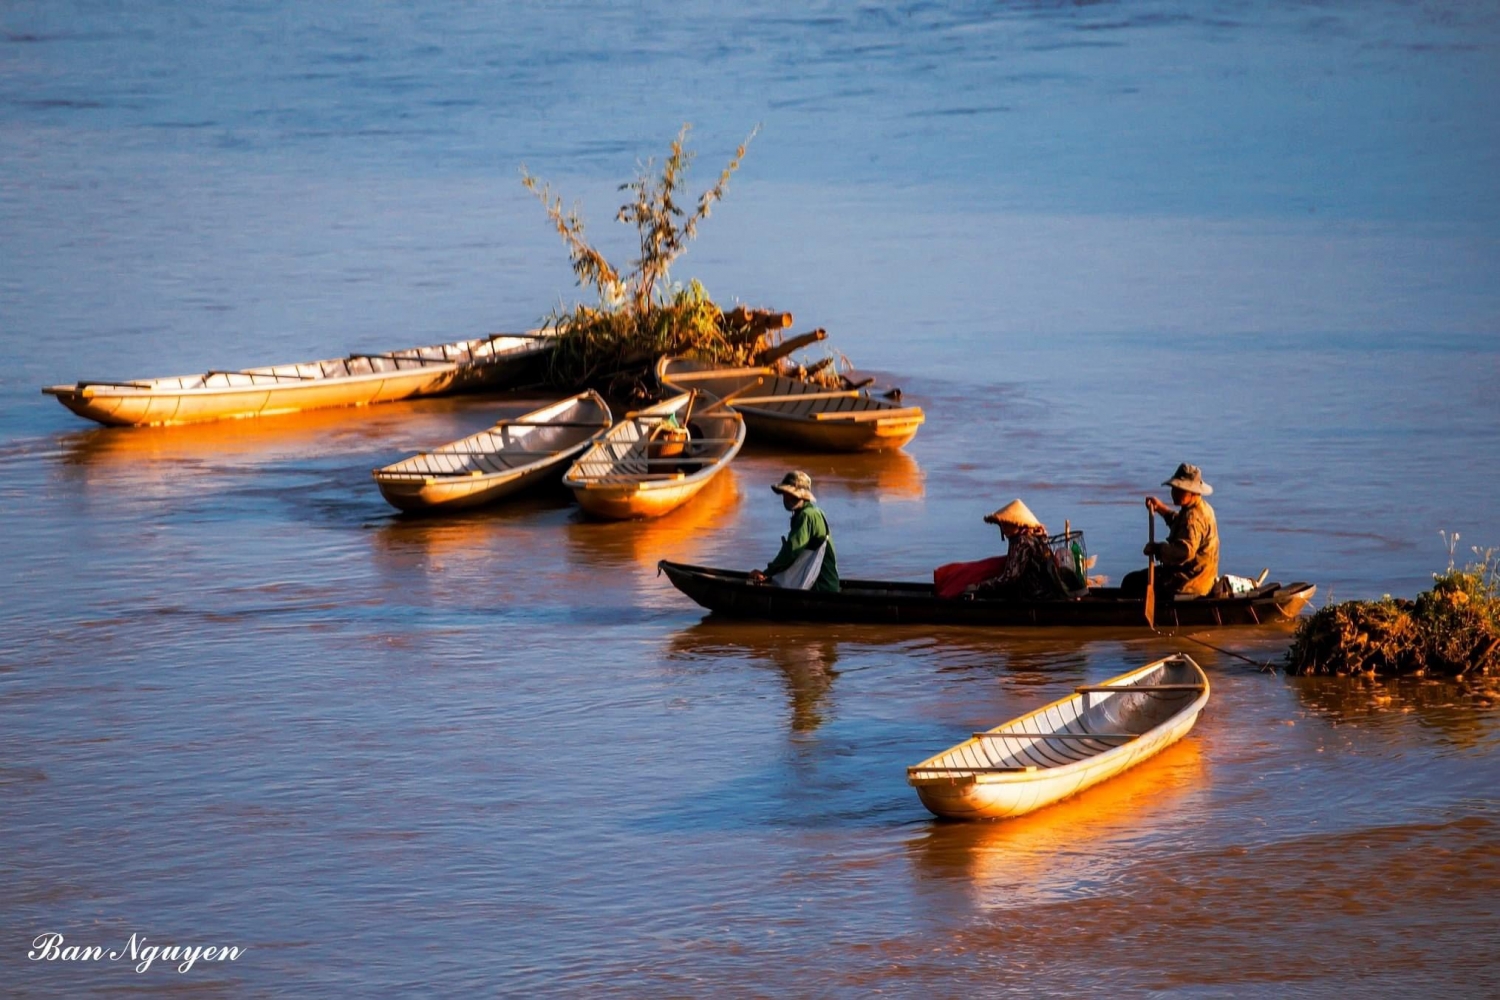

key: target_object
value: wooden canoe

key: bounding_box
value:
[42,331,559,427]
[563,393,746,520]
[907,654,1210,820]
[371,391,612,513]
[656,357,924,452]
[656,560,1316,628]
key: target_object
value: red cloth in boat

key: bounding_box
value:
[934,556,1008,600]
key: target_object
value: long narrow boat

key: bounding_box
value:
[42,331,559,427]
[563,393,746,519]
[371,391,612,513]
[656,560,1316,628]
[656,357,924,452]
[907,654,1209,820]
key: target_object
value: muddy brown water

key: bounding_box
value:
[4,2,1500,995]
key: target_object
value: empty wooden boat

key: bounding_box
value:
[42,331,559,427]
[563,392,746,519]
[656,356,924,452]
[907,654,1209,820]
[372,391,612,513]
[656,560,1316,629]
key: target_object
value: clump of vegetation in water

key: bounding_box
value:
[1285,534,1500,678]
[523,125,796,398]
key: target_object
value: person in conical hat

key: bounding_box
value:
[748,471,840,592]
[1122,463,1220,598]
[972,498,1071,600]
[983,499,1045,536]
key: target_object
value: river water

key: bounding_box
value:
[3,2,1499,996]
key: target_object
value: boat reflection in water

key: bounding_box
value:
[52,393,566,507]
[59,393,553,462]
[905,738,1207,909]
[563,467,743,576]
[367,491,580,613]
[736,443,925,501]
[666,622,840,735]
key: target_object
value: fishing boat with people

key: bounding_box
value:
[655,559,1315,628]
[907,653,1210,820]
[42,330,560,426]
[563,391,747,520]
[371,391,612,513]
[656,356,924,452]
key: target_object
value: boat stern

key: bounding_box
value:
[1274,583,1318,618]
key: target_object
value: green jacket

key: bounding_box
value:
[765,502,840,592]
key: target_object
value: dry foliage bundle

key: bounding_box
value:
[522,125,859,399]
[1285,543,1500,678]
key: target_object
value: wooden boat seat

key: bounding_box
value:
[584,473,687,483]
[906,773,1038,779]
[974,732,1138,740]
[1075,684,1205,692]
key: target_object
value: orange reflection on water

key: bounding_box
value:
[54,392,564,470]
[906,737,1208,909]
[738,444,925,500]
[563,467,744,573]
[368,492,570,580]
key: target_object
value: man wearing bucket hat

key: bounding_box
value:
[748,471,840,592]
[1122,463,1219,599]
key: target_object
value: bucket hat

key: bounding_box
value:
[1162,463,1213,496]
[771,470,816,503]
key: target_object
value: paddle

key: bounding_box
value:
[1144,505,1157,630]
[693,377,766,415]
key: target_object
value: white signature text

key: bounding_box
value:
[29,932,245,973]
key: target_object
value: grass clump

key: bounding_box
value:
[1285,536,1500,678]
[522,125,777,398]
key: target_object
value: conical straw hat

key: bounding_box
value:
[983,499,1042,529]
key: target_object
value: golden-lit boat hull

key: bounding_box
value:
[372,391,611,513]
[752,412,924,452]
[657,357,923,452]
[908,655,1209,821]
[43,332,556,427]
[564,393,745,520]
[572,475,716,520]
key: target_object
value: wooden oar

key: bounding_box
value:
[662,366,775,381]
[1145,507,1157,630]
[694,377,766,414]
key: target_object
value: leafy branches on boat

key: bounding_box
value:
[521,125,860,399]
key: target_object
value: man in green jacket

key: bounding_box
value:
[748,471,840,593]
